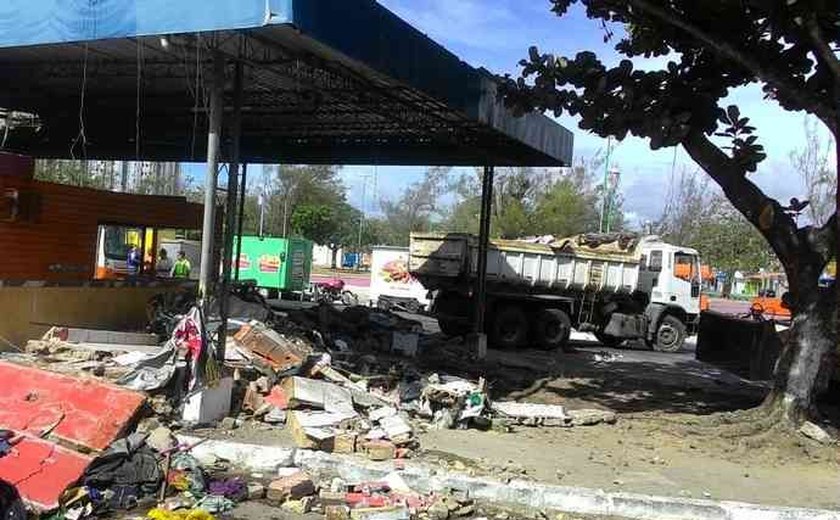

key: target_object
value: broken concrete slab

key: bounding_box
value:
[0,360,145,451]
[56,327,160,346]
[492,402,567,420]
[287,410,357,450]
[0,435,92,511]
[565,409,617,427]
[799,421,835,445]
[182,377,233,425]
[283,376,355,414]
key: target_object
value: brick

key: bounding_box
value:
[319,491,348,506]
[325,505,351,520]
[234,322,312,372]
[363,440,396,461]
[267,471,315,503]
[242,384,265,412]
[332,433,357,454]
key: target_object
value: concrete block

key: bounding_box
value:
[182,377,233,424]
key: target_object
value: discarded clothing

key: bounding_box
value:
[147,508,216,520]
[207,478,246,501]
[83,433,162,503]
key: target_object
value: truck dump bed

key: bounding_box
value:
[410,233,643,294]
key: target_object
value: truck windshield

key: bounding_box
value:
[674,253,700,282]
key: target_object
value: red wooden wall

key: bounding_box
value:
[0,154,206,282]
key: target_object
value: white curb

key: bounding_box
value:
[178,435,840,520]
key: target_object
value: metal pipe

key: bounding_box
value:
[198,52,224,299]
[475,164,494,335]
[218,58,244,361]
[234,163,248,281]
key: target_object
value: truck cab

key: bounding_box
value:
[639,241,703,315]
[631,239,705,351]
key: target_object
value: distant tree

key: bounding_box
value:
[34,160,113,190]
[532,165,602,237]
[444,160,608,239]
[380,167,450,245]
[693,196,775,293]
[291,205,338,245]
[790,117,837,225]
[655,168,716,245]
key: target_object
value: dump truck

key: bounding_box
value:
[409,233,706,352]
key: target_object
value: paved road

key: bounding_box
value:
[707,297,751,316]
[311,271,371,287]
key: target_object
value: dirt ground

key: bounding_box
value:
[413,336,840,510]
[199,311,840,511]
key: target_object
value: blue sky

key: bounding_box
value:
[188,0,828,225]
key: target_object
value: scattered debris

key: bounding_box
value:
[799,421,835,445]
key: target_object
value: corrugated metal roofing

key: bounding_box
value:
[0,0,573,166]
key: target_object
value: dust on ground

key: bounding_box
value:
[413,336,840,510]
[196,309,840,511]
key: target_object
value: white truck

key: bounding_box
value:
[409,233,705,352]
[369,246,431,313]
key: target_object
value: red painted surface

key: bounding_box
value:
[0,361,145,451]
[0,435,91,511]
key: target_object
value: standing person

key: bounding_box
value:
[171,250,192,279]
[126,245,141,275]
[156,248,173,277]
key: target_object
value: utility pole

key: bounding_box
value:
[604,167,621,233]
[357,172,371,267]
[599,137,613,233]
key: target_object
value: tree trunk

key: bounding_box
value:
[330,246,338,270]
[767,269,837,421]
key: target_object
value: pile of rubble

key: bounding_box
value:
[0,290,617,519]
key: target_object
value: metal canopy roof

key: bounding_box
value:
[0,0,573,166]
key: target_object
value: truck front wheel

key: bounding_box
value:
[490,304,529,349]
[652,315,687,352]
[534,308,572,351]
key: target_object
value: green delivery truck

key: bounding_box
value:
[234,236,313,297]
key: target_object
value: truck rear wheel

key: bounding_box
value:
[652,315,687,352]
[534,308,572,351]
[490,304,529,349]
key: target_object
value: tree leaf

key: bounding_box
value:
[726,105,741,123]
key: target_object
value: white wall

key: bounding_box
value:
[313,244,342,268]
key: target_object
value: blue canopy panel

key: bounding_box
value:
[0,0,573,167]
[0,0,293,47]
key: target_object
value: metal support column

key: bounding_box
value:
[198,52,225,299]
[217,59,244,361]
[473,165,495,357]
[234,163,248,281]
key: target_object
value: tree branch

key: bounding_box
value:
[681,131,799,262]
[804,15,840,82]
[811,213,838,264]
[625,0,836,132]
